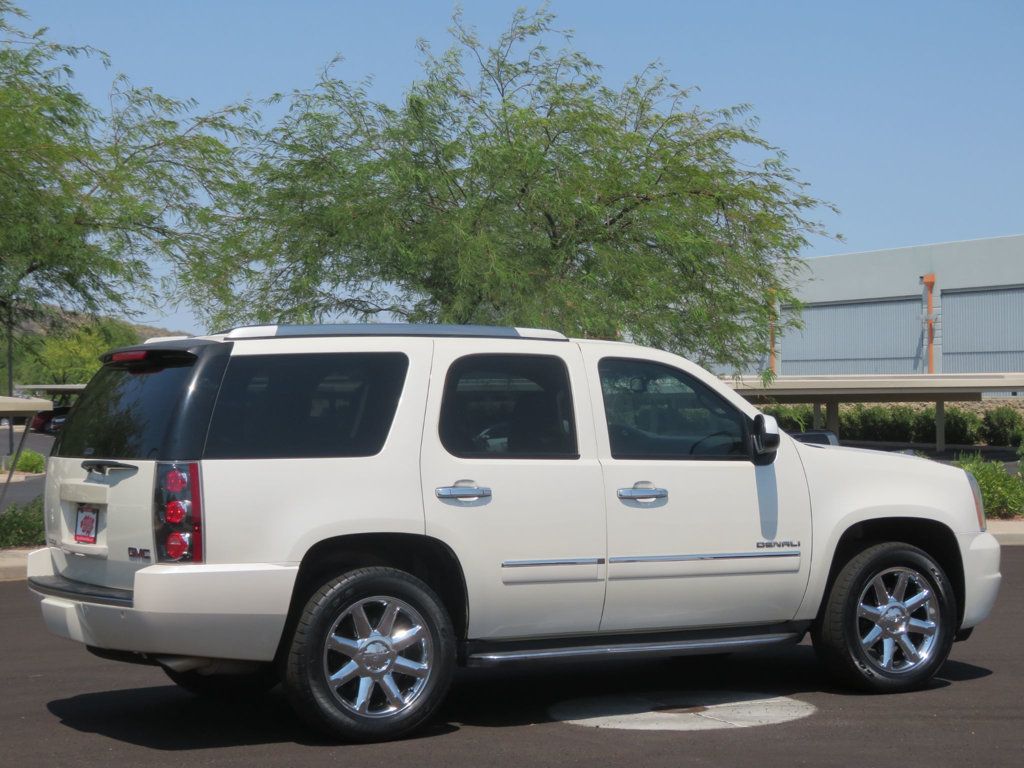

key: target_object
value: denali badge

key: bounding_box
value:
[757,540,801,549]
[128,547,152,561]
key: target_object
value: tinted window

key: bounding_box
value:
[599,358,748,459]
[55,356,197,460]
[204,353,408,459]
[440,354,578,459]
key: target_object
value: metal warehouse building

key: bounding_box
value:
[775,234,1024,378]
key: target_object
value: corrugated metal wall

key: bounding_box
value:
[942,286,1024,372]
[780,298,925,374]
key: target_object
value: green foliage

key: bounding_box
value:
[0,496,44,547]
[982,406,1023,447]
[14,448,45,473]
[184,7,832,372]
[954,454,1024,519]
[840,405,917,442]
[762,404,813,432]
[0,1,249,391]
[837,405,982,445]
[16,318,138,384]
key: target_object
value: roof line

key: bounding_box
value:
[805,233,1024,261]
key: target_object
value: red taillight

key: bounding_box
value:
[155,462,203,563]
[111,350,148,363]
[165,532,190,560]
[164,500,188,525]
[164,468,188,494]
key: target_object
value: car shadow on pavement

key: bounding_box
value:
[46,686,457,750]
[45,644,992,748]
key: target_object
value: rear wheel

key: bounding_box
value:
[813,542,956,692]
[284,567,455,742]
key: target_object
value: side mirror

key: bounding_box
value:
[751,413,781,463]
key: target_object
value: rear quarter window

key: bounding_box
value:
[203,352,409,459]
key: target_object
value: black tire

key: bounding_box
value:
[284,567,455,743]
[812,541,956,692]
[163,665,278,699]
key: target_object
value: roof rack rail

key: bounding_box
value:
[221,323,568,341]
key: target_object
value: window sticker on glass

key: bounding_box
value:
[74,504,99,544]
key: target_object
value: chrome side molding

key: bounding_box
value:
[609,550,800,564]
[501,557,605,568]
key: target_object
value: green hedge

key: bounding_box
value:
[0,497,45,548]
[14,449,46,474]
[954,454,1024,519]
[763,403,1017,446]
[982,406,1024,447]
[834,405,983,444]
[761,405,813,432]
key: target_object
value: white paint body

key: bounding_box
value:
[30,333,1001,662]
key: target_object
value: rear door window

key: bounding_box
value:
[439,354,578,459]
[203,352,409,459]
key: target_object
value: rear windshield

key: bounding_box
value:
[54,358,197,460]
[203,352,409,459]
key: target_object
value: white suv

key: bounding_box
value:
[29,324,1001,741]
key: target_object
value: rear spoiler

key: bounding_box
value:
[100,338,220,365]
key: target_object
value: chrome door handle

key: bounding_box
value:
[617,486,668,501]
[436,485,492,500]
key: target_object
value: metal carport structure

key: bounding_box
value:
[724,373,1024,451]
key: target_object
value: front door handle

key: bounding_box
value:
[617,484,668,502]
[436,485,492,500]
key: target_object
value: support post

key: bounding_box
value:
[935,399,945,454]
[812,402,823,430]
[826,400,840,438]
[0,413,34,514]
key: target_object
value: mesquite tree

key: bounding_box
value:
[185,7,831,371]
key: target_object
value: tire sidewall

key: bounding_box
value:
[840,545,955,690]
[289,569,455,741]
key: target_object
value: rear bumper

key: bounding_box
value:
[958,531,1001,630]
[27,547,298,662]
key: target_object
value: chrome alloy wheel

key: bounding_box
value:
[321,596,433,718]
[856,567,940,674]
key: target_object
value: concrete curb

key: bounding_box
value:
[3,522,1023,583]
[0,548,34,583]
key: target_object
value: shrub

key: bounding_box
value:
[0,497,45,548]
[761,404,813,432]
[954,454,1024,519]
[945,407,983,445]
[14,449,46,474]
[982,406,1024,446]
[843,405,916,442]
[911,407,983,445]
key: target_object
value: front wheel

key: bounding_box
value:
[284,567,455,742]
[813,542,956,692]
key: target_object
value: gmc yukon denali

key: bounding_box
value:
[28,324,1001,741]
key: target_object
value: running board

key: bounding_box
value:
[464,629,804,666]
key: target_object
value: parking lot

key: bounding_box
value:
[1,548,1020,767]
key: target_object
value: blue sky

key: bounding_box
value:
[16,0,1024,334]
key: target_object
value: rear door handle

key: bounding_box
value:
[436,485,492,500]
[617,485,668,501]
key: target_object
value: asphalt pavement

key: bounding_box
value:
[2,549,1022,767]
